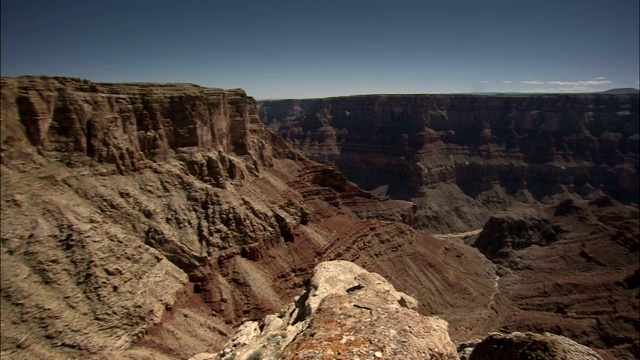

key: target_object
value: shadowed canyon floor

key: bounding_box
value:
[1,77,638,359]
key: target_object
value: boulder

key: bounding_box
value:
[469,332,602,360]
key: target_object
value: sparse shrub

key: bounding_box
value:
[246,346,265,360]
[277,308,287,318]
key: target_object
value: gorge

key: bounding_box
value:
[259,93,639,359]
[1,77,638,359]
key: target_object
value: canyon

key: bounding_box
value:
[0,77,638,359]
[259,93,640,359]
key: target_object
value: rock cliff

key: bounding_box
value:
[1,77,497,359]
[260,94,639,359]
[260,94,639,232]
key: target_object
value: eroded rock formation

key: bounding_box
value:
[1,77,496,359]
[261,94,639,359]
[476,197,639,359]
[260,94,639,232]
[2,77,636,359]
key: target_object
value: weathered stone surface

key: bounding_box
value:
[302,260,418,317]
[209,261,457,360]
[4,76,631,359]
[458,339,482,360]
[0,77,410,359]
[469,332,603,360]
[262,95,640,359]
[210,262,609,360]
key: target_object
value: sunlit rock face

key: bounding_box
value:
[1,77,497,359]
[200,261,607,360]
[260,94,639,232]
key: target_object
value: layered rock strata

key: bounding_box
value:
[261,94,639,358]
[1,77,496,359]
[260,94,639,232]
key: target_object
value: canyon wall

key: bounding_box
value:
[260,94,639,232]
[0,77,497,359]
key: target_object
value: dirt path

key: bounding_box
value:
[486,275,500,312]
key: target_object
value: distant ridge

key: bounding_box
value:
[468,89,640,95]
[600,87,639,94]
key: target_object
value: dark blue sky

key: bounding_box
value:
[2,0,638,99]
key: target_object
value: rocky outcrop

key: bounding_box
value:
[200,261,459,360]
[260,94,639,232]
[469,332,602,360]
[260,95,639,359]
[3,77,634,359]
[0,77,497,359]
[473,212,563,260]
